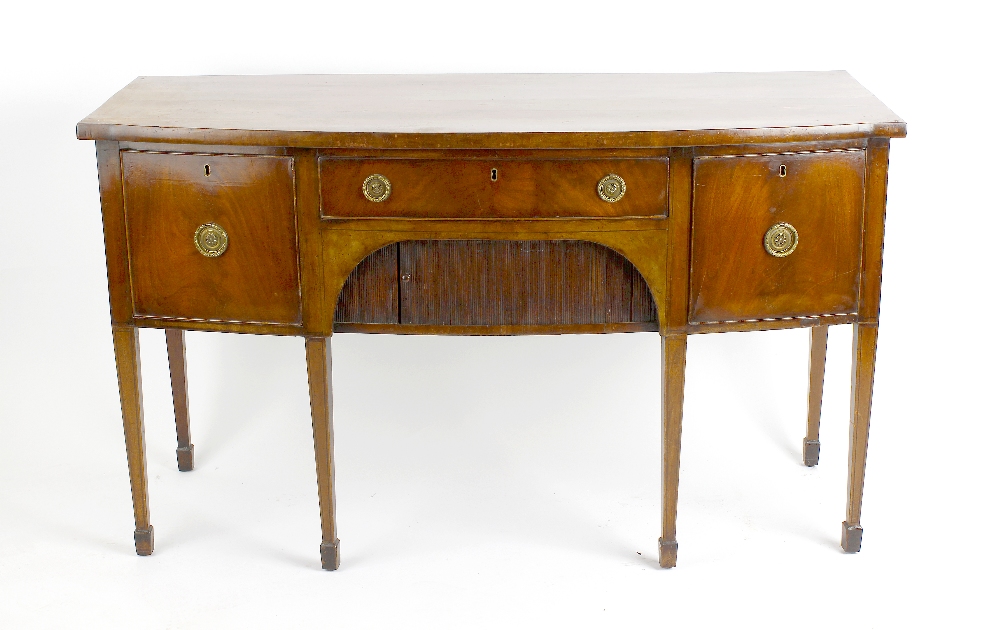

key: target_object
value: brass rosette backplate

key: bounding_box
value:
[763,222,798,257]
[194,222,229,257]
[363,174,392,202]
[597,174,626,203]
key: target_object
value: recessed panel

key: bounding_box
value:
[123,151,301,324]
[689,151,865,324]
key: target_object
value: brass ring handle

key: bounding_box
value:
[764,222,798,257]
[194,222,229,257]
[363,174,392,202]
[597,174,626,203]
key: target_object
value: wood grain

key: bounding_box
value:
[803,325,828,467]
[165,329,193,472]
[333,243,399,325]
[665,151,694,333]
[319,158,667,219]
[842,138,892,553]
[112,324,153,556]
[95,141,133,325]
[859,139,891,323]
[305,337,340,570]
[134,317,303,337]
[844,323,878,552]
[77,73,905,148]
[122,151,302,325]
[687,313,853,335]
[333,240,656,329]
[80,73,905,568]
[333,322,658,335]
[659,334,687,568]
[689,150,865,324]
[291,148,327,336]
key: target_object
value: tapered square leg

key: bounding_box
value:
[166,329,195,472]
[841,139,891,553]
[660,334,687,568]
[112,325,154,556]
[843,323,878,553]
[306,337,340,570]
[803,325,828,467]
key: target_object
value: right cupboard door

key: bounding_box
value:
[688,150,866,324]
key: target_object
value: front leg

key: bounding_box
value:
[112,325,153,555]
[843,323,878,552]
[305,336,340,570]
[659,333,687,568]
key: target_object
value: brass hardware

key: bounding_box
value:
[363,174,391,202]
[193,222,229,257]
[491,168,498,182]
[764,222,798,257]
[597,174,626,203]
[779,164,787,177]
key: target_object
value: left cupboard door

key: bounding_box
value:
[122,151,301,325]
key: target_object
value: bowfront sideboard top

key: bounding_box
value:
[78,71,904,146]
[78,72,904,571]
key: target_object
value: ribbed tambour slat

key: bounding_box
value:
[335,240,656,327]
[333,243,399,323]
[630,264,656,323]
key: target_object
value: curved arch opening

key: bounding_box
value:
[334,240,657,333]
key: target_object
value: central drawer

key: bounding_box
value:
[319,158,668,219]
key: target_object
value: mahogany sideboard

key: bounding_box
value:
[77,72,905,570]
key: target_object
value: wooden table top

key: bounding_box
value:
[77,71,905,148]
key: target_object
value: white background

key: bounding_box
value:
[1,1,997,627]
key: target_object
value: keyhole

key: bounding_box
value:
[205,164,211,176]
[491,168,498,182]
[779,164,787,177]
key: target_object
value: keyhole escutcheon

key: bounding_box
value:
[491,168,498,182]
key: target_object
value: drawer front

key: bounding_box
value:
[123,151,301,324]
[689,151,865,324]
[319,158,668,219]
